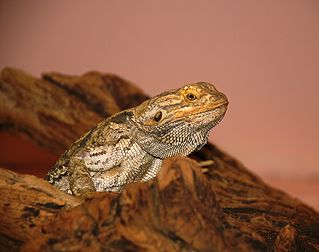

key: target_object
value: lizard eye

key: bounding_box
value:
[154,111,162,122]
[186,93,197,101]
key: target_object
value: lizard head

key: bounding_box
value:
[132,82,228,158]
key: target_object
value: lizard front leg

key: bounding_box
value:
[141,158,162,181]
[68,157,96,197]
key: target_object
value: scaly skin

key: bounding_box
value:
[47,82,228,197]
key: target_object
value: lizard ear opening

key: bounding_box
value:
[142,109,167,126]
[154,111,163,122]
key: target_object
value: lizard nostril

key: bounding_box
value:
[213,92,228,104]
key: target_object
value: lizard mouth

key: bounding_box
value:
[212,110,226,127]
[212,110,226,126]
[192,103,228,127]
[209,99,229,110]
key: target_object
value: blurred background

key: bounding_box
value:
[0,0,318,210]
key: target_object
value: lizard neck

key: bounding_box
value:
[132,121,212,159]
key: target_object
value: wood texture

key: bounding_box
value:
[0,67,148,154]
[0,167,81,250]
[0,68,318,252]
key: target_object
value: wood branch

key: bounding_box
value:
[22,158,234,252]
[0,67,148,154]
[0,68,318,252]
[0,167,81,250]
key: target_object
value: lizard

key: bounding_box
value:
[47,82,228,197]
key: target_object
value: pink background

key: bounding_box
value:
[0,1,318,209]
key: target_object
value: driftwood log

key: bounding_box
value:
[0,68,318,252]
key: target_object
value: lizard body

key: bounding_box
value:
[47,82,228,196]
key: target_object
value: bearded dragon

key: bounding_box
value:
[47,82,228,197]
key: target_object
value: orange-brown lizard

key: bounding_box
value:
[47,82,228,197]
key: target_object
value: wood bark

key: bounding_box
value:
[0,67,318,252]
[0,67,148,154]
